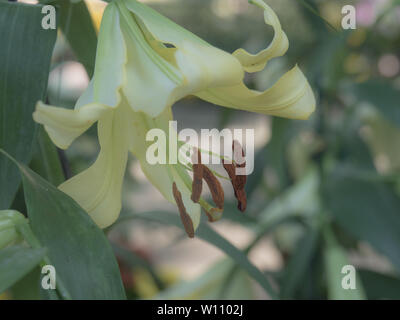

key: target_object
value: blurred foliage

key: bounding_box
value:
[1,0,400,300]
[0,1,56,209]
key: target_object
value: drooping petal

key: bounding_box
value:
[75,79,94,109]
[33,101,112,149]
[59,103,133,228]
[116,0,244,117]
[172,41,244,99]
[232,0,289,73]
[122,0,207,46]
[191,0,315,120]
[196,65,316,120]
[117,3,183,118]
[92,2,125,107]
[124,0,244,87]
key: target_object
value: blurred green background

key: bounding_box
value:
[4,0,400,300]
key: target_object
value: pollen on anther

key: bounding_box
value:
[202,165,224,210]
[222,140,248,212]
[191,148,203,203]
[172,182,195,238]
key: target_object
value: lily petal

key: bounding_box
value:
[191,0,315,120]
[131,106,175,203]
[59,103,133,228]
[124,0,244,86]
[75,79,94,109]
[196,65,316,120]
[119,0,244,116]
[232,0,289,72]
[33,101,112,149]
[118,3,182,118]
[92,3,125,107]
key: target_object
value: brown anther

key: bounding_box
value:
[222,140,248,212]
[202,165,224,210]
[204,210,214,222]
[172,182,194,238]
[191,148,203,203]
[222,161,236,183]
[235,189,247,212]
[232,140,247,190]
[233,140,246,164]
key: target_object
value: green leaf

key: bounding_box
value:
[55,0,97,78]
[196,220,277,298]
[156,259,254,300]
[265,118,295,190]
[350,80,400,128]
[118,211,278,299]
[258,168,320,228]
[306,31,349,88]
[339,123,376,170]
[0,245,46,293]
[246,118,296,198]
[220,202,258,227]
[324,166,400,273]
[359,269,400,300]
[37,0,97,78]
[361,113,400,173]
[8,267,42,300]
[30,126,65,186]
[0,1,57,209]
[295,0,338,32]
[323,227,365,300]
[280,229,319,299]
[112,243,164,290]
[23,166,125,299]
[40,282,61,300]
[0,150,126,299]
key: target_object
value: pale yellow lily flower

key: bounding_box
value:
[34,98,202,231]
[33,0,315,232]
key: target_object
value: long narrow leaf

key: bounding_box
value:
[0,1,56,208]
[0,149,126,300]
[118,211,277,299]
[0,245,46,293]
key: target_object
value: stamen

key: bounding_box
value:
[222,161,236,184]
[204,207,223,222]
[235,189,247,212]
[232,140,247,190]
[222,140,248,212]
[191,148,203,203]
[202,165,224,210]
[172,182,195,238]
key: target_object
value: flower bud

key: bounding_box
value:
[0,210,26,249]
